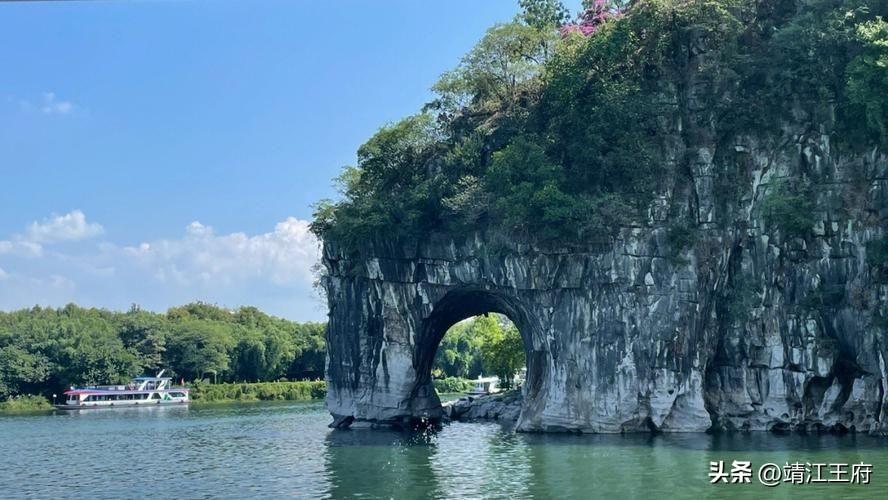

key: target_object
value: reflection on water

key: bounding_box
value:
[1,401,886,499]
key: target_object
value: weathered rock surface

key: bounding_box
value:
[321,128,887,434]
[320,26,887,434]
[443,392,523,423]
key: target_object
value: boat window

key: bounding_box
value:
[151,393,161,400]
[170,392,185,398]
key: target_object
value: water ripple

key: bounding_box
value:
[2,402,887,499]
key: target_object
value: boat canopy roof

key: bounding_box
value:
[133,376,172,381]
[64,387,189,395]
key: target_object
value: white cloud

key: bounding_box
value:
[186,221,212,238]
[0,216,324,321]
[121,217,320,287]
[12,91,77,115]
[40,92,74,115]
[26,210,104,244]
[0,239,43,257]
[0,267,7,281]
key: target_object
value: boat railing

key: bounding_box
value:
[74,384,133,391]
[70,374,184,392]
[74,381,167,391]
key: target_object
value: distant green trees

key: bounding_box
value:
[0,303,326,401]
[0,394,52,412]
[189,380,327,403]
[0,345,50,399]
[312,0,888,250]
[165,320,235,382]
[434,320,486,379]
[433,314,525,388]
[433,377,476,394]
[0,303,527,401]
[478,319,525,390]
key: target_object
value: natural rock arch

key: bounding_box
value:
[322,129,888,434]
[414,288,543,424]
[321,234,717,432]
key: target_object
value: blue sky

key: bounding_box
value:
[0,0,580,321]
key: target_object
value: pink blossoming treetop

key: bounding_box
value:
[560,0,623,37]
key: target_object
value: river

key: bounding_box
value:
[1,401,886,499]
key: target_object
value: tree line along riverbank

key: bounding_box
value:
[1,301,521,410]
[0,302,326,403]
[189,377,475,403]
[0,378,478,413]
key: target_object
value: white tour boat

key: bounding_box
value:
[56,370,189,409]
[467,376,501,396]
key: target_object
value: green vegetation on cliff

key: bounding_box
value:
[312,0,888,248]
[0,303,325,402]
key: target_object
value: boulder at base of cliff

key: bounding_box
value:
[443,391,523,423]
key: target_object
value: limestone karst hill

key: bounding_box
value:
[315,0,888,433]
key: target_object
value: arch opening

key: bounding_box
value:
[413,289,543,424]
[431,314,518,385]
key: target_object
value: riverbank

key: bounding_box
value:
[190,380,327,403]
[1,378,478,412]
[0,395,53,413]
[432,377,474,393]
[190,378,477,404]
[0,381,329,413]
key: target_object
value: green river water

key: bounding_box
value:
[1,400,886,499]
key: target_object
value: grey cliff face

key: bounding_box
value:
[321,26,887,433]
[320,130,886,433]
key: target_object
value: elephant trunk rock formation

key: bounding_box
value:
[321,128,887,433]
